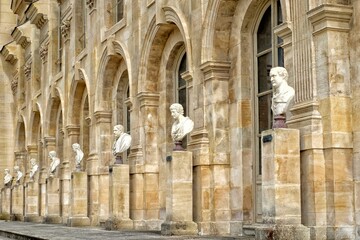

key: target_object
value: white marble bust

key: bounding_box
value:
[270,67,295,116]
[170,103,194,142]
[113,125,132,156]
[3,168,12,186]
[29,158,39,180]
[72,143,84,169]
[14,166,23,182]
[48,150,60,175]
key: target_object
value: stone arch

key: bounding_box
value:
[202,0,291,62]
[15,115,27,152]
[45,89,64,138]
[68,72,89,126]
[95,40,131,112]
[29,104,43,145]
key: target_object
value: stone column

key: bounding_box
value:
[62,125,80,222]
[67,171,90,227]
[24,180,42,222]
[137,92,161,230]
[259,129,309,240]
[200,61,233,235]
[105,165,133,230]
[161,151,197,235]
[1,187,11,220]
[307,4,354,240]
[93,111,112,224]
[11,183,24,221]
[45,176,61,224]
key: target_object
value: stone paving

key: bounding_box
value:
[0,221,255,240]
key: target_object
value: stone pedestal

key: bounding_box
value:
[105,165,133,230]
[24,181,42,222]
[45,177,62,223]
[67,172,90,227]
[260,129,309,239]
[0,187,11,220]
[161,151,198,235]
[11,184,24,221]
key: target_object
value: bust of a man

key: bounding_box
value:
[113,124,132,164]
[270,67,295,127]
[48,150,60,176]
[29,158,39,180]
[72,143,84,171]
[170,103,194,143]
[3,169,12,187]
[14,166,23,183]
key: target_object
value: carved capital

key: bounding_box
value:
[94,111,112,123]
[200,61,231,82]
[11,71,19,96]
[65,125,80,136]
[137,92,160,108]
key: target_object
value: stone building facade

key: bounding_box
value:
[0,0,358,239]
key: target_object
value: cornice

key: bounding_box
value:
[11,22,32,49]
[0,43,18,65]
[26,2,48,29]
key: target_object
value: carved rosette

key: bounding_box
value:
[60,19,71,40]
[24,60,32,80]
[86,0,95,10]
[40,42,49,63]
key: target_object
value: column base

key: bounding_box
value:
[44,215,62,224]
[255,224,310,240]
[161,221,198,236]
[105,217,133,230]
[24,215,43,223]
[67,216,90,227]
[10,214,24,221]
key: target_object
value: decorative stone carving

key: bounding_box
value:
[29,158,39,180]
[48,151,60,176]
[270,67,295,128]
[3,169,12,187]
[170,103,194,150]
[11,72,19,95]
[24,60,32,80]
[14,166,23,183]
[61,19,71,40]
[39,41,49,63]
[86,0,95,10]
[112,124,131,164]
[72,143,84,171]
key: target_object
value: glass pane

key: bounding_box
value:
[277,0,283,25]
[257,6,272,53]
[179,88,186,115]
[178,54,187,87]
[278,47,284,67]
[257,52,272,93]
[258,94,272,133]
[258,137,262,175]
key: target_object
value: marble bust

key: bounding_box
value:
[270,67,295,128]
[29,158,39,180]
[48,150,60,176]
[170,103,194,142]
[3,168,12,187]
[72,143,84,171]
[113,124,132,164]
[14,166,23,183]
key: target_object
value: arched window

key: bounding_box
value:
[176,53,187,148]
[254,0,283,222]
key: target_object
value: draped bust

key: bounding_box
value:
[270,67,295,116]
[3,168,12,186]
[113,124,132,156]
[29,158,38,180]
[48,150,60,175]
[14,166,23,182]
[170,103,194,142]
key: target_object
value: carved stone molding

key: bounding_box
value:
[61,19,71,40]
[39,41,49,63]
[86,0,95,10]
[94,111,112,124]
[137,92,160,108]
[11,71,19,96]
[200,61,231,82]
[24,60,32,80]
[65,125,80,136]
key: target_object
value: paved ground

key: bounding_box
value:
[0,221,255,240]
